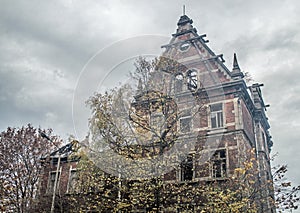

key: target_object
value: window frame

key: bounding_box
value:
[179,116,192,133]
[210,149,227,178]
[180,154,194,181]
[187,69,198,91]
[210,103,224,129]
[174,73,184,93]
[47,171,60,194]
[67,168,78,194]
[179,42,191,52]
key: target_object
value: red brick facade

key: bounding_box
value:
[159,14,274,211]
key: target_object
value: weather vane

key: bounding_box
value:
[183,5,186,15]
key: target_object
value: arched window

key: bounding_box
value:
[174,73,184,93]
[187,69,197,91]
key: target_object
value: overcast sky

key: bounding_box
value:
[0,0,299,197]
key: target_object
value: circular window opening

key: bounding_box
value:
[179,42,190,52]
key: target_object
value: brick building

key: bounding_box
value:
[38,14,274,212]
[37,142,79,211]
[157,13,274,212]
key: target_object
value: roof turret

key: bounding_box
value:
[231,53,244,79]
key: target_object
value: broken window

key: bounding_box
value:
[67,169,78,193]
[187,69,197,91]
[180,116,192,133]
[210,103,223,128]
[47,171,60,194]
[211,150,226,178]
[180,154,193,181]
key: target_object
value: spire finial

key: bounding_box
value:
[233,53,240,70]
[177,7,193,26]
[231,53,244,79]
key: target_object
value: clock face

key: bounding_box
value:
[179,42,190,51]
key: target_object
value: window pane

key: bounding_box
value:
[211,113,217,128]
[68,170,77,193]
[187,70,197,90]
[219,150,226,158]
[210,104,223,128]
[217,112,223,127]
[180,42,190,51]
[175,79,183,92]
[211,150,226,178]
[181,155,193,181]
[210,103,222,112]
[48,172,60,194]
[180,117,191,133]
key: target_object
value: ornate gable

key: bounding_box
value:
[161,14,243,86]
